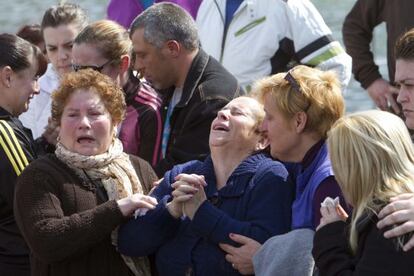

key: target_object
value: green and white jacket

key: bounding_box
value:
[196,0,352,90]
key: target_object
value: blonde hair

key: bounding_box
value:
[253,65,344,138]
[52,69,126,125]
[328,110,414,253]
[74,20,131,65]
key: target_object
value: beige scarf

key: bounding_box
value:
[55,139,150,276]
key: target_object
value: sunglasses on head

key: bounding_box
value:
[284,68,311,112]
[72,59,114,73]
[284,69,302,93]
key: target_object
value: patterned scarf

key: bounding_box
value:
[55,139,150,276]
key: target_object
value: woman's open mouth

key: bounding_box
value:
[77,135,95,143]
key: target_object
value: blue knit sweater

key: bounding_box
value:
[118,153,293,276]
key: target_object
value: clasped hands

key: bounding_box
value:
[167,173,207,220]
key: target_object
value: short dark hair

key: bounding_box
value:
[395,28,414,60]
[129,2,199,50]
[41,3,88,34]
[0,33,47,76]
[16,24,43,46]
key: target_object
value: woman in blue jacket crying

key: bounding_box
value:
[220,65,348,275]
[118,96,293,275]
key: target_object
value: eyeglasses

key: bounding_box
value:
[284,69,302,93]
[72,59,115,73]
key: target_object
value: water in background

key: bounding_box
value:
[314,0,386,113]
[2,0,386,113]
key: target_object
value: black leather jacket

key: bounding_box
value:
[155,49,243,177]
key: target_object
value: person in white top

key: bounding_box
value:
[196,0,352,90]
[19,3,88,140]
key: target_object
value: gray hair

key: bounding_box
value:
[129,2,199,50]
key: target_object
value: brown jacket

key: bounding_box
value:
[342,0,414,88]
[14,154,157,276]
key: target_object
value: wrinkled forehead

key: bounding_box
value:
[65,87,103,106]
[226,97,263,116]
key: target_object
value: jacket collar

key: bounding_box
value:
[213,0,257,19]
[301,139,325,170]
[0,106,12,119]
[175,49,210,108]
[201,153,267,198]
[0,106,21,127]
[122,70,141,102]
[0,106,35,144]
